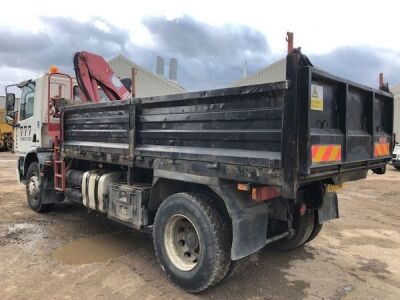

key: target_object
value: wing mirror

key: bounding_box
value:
[6,93,15,111]
[5,93,17,126]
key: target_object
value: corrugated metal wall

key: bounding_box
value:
[0,96,5,109]
[389,85,400,142]
[395,96,400,142]
[109,56,185,98]
[232,58,286,87]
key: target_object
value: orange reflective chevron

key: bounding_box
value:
[311,144,341,163]
[374,143,389,157]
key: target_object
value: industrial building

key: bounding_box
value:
[108,55,185,97]
[231,57,286,87]
[0,96,6,108]
[390,84,400,143]
[0,95,20,110]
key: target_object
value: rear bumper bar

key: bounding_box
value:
[299,158,389,183]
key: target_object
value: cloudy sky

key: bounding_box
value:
[1,0,400,94]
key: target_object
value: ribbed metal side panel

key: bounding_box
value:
[135,82,287,168]
[62,101,132,165]
[62,82,288,170]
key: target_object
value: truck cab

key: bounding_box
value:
[5,70,76,183]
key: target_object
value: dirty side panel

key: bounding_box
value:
[62,83,288,185]
[133,83,287,184]
[62,100,133,166]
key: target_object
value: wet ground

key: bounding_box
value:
[0,151,399,299]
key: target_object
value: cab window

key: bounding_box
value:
[73,85,82,101]
[20,83,35,120]
[72,85,109,102]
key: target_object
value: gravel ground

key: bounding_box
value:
[0,152,399,299]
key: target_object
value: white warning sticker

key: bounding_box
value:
[310,84,324,111]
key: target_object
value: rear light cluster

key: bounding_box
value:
[374,143,390,157]
[237,184,281,201]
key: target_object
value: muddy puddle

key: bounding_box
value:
[53,232,136,264]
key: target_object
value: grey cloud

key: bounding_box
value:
[0,16,133,73]
[139,15,271,90]
[1,15,400,96]
[0,30,50,53]
[142,16,268,58]
[309,47,400,88]
[0,15,271,93]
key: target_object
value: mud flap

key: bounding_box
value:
[229,205,269,260]
[317,192,339,223]
[212,179,269,260]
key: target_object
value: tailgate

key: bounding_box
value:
[298,67,393,176]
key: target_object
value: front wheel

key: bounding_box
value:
[153,193,231,293]
[26,162,53,213]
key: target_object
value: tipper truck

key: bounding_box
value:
[5,50,393,292]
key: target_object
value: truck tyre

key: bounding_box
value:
[153,192,231,293]
[305,211,323,243]
[223,257,250,281]
[372,166,386,174]
[26,162,53,213]
[270,208,315,251]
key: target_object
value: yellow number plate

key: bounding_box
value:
[326,184,343,193]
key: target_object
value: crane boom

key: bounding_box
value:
[73,51,130,102]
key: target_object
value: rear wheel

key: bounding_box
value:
[153,193,231,293]
[26,162,53,213]
[372,166,386,174]
[270,208,315,251]
[305,211,323,243]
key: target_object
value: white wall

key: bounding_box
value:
[109,56,185,98]
[0,96,5,109]
[394,95,400,143]
[232,58,286,87]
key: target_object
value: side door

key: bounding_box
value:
[15,83,40,156]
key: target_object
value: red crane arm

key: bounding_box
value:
[73,51,130,102]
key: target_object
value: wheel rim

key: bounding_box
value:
[164,214,201,271]
[27,174,40,205]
